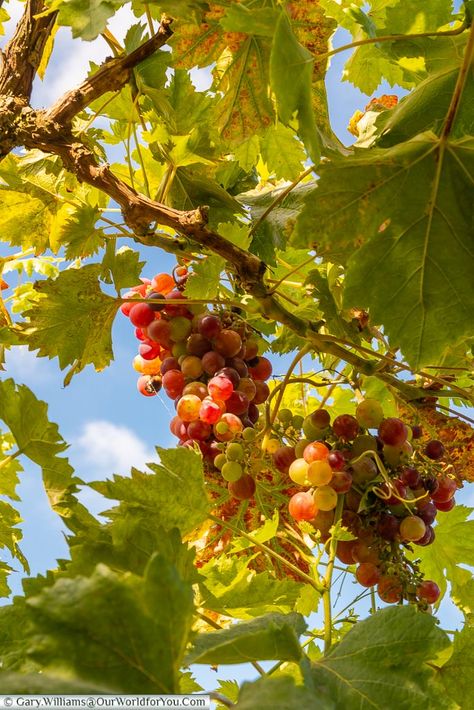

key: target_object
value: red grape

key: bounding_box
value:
[309,409,331,430]
[248,357,272,381]
[289,492,317,521]
[237,377,257,401]
[378,576,403,603]
[333,414,359,440]
[225,391,249,416]
[253,381,270,405]
[377,513,400,541]
[148,319,172,347]
[137,375,159,397]
[187,420,211,441]
[356,562,381,587]
[434,497,456,512]
[202,350,226,375]
[186,334,212,357]
[425,439,445,460]
[400,515,426,542]
[417,580,440,604]
[199,314,222,339]
[199,398,224,424]
[129,303,155,328]
[431,477,457,503]
[162,369,185,398]
[303,441,329,463]
[336,540,357,564]
[327,450,346,471]
[378,418,408,446]
[228,474,256,500]
[213,329,242,357]
[139,342,161,361]
[272,446,296,474]
[330,470,353,493]
[208,375,234,401]
[176,394,201,422]
[400,467,421,488]
[215,367,240,389]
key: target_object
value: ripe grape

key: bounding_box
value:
[139,342,161,361]
[186,334,212,357]
[215,367,240,389]
[377,513,400,541]
[248,357,272,381]
[176,394,201,422]
[247,403,260,423]
[213,413,243,441]
[333,414,359,440]
[289,458,309,485]
[417,580,440,604]
[226,357,249,378]
[400,467,421,488]
[356,562,381,587]
[327,450,346,471]
[307,460,333,486]
[253,381,270,405]
[151,272,175,294]
[434,497,456,512]
[146,292,166,311]
[170,416,188,440]
[225,391,249,415]
[355,399,384,428]
[221,461,243,482]
[228,474,256,499]
[289,492,317,522]
[162,369,185,398]
[303,441,329,463]
[202,350,225,375]
[425,439,445,460]
[416,525,435,546]
[431,477,457,503]
[133,354,162,375]
[400,515,426,542]
[148,319,172,347]
[199,398,223,424]
[129,303,156,328]
[213,329,242,357]
[309,409,331,430]
[352,540,379,565]
[272,446,297,474]
[121,291,138,316]
[336,540,357,564]
[417,502,437,525]
[378,418,408,447]
[378,576,403,603]
[160,357,180,375]
[243,340,259,360]
[199,314,222,339]
[313,485,338,511]
[181,355,203,379]
[237,377,257,401]
[187,420,211,441]
[351,456,378,484]
[183,381,208,400]
[137,375,159,397]
[330,470,353,494]
[411,425,423,439]
[208,375,234,401]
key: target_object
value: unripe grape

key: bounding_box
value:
[355,399,384,428]
[242,427,256,442]
[264,438,281,454]
[278,408,293,425]
[309,409,331,430]
[221,461,243,482]
[214,453,227,470]
[226,442,245,461]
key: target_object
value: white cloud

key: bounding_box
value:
[3,345,54,382]
[73,420,157,480]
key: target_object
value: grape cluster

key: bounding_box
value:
[121,267,272,499]
[122,268,457,607]
[276,399,458,606]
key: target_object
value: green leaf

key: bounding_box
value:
[52,0,123,40]
[184,255,225,300]
[261,124,307,181]
[220,5,278,36]
[27,556,194,693]
[410,505,474,602]
[236,676,330,710]
[296,134,474,368]
[270,13,321,164]
[21,264,118,375]
[234,136,261,172]
[54,203,105,258]
[92,447,209,536]
[230,511,279,552]
[0,673,110,693]
[199,554,303,619]
[101,244,145,292]
[186,612,306,665]
[309,606,451,709]
[343,43,405,94]
[439,617,474,708]
[306,268,360,343]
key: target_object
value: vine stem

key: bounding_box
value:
[323,495,344,654]
[441,21,474,139]
[0,449,22,470]
[208,513,324,593]
[319,23,466,61]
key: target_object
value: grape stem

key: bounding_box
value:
[0,449,22,471]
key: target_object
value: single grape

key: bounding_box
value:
[137,375,159,397]
[277,408,293,425]
[129,303,156,328]
[247,403,260,424]
[160,357,180,375]
[400,515,426,542]
[225,391,249,416]
[351,456,378,484]
[417,580,440,604]
[253,381,270,405]
[272,446,297,474]
[199,398,224,424]
[121,291,138,316]
[356,562,381,587]
[176,394,201,422]
[416,525,435,546]
[226,442,245,461]
[133,354,162,375]
[431,477,457,503]
[199,314,222,339]
[400,467,421,489]
[378,418,408,447]
[425,439,445,460]
[378,576,403,603]
[352,540,379,565]
[302,416,320,440]
[303,441,329,464]
[186,333,212,357]
[333,414,359,441]
[146,291,166,311]
[377,513,400,541]
[411,425,423,439]
[242,427,256,442]
[336,540,357,564]
[288,458,309,485]
[213,413,243,441]
[202,350,225,376]
[243,340,259,360]
[162,369,185,398]
[139,342,161,361]
[330,470,353,494]
[151,272,175,294]
[228,474,256,500]
[226,357,249,378]
[187,420,211,441]
[345,488,362,512]
[214,453,227,470]
[221,461,243,482]
[169,316,192,342]
[163,288,190,317]
[213,329,242,357]
[208,375,234,401]
[148,319,172,348]
[355,399,384,428]
[351,435,378,458]
[264,438,281,454]
[327,450,346,471]
[170,415,188,440]
[181,355,203,379]
[309,409,331,430]
[248,357,272,381]
[289,492,317,522]
[434,497,456,512]
[292,415,304,430]
[215,367,240,389]
[183,381,208,400]
[416,502,437,525]
[313,485,338,511]
[294,439,310,458]
[237,377,257,401]
[307,460,333,486]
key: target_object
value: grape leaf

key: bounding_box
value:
[21,264,119,375]
[184,255,225,300]
[236,676,332,710]
[185,612,306,664]
[439,617,474,708]
[91,447,209,536]
[0,188,56,254]
[343,43,406,94]
[410,505,474,602]
[101,244,145,292]
[49,0,124,40]
[27,556,194,693]
[309,605,451,709]
[261,124,307,181]
[54,203,105,259]
[270,13,320,164]
[295,134,474,368]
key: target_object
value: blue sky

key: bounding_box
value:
[0,1,472,693]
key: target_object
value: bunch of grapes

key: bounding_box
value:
[122,266,458,607]
[278,399,458,606]
[121,265,273,500]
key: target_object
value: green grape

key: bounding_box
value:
[215,421,229,435]
[242,427,256,442]
[214,453,227,470]
[221,461,243,482]
[278,408,293,424]
[292,415,304,430]
[226,442,245,461]
[294,439,310,458]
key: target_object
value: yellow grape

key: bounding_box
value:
[288,458,309,485]
[313,485,338,511]
[307,460,333,486]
